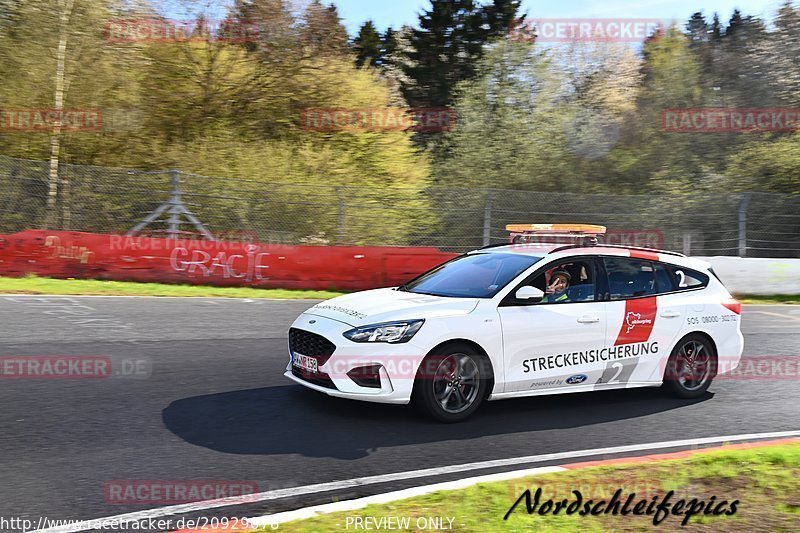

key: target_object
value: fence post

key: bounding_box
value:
[738,193,753,257]
[167,169,181,238]
[483,189,495,247]
[336,186,345,245]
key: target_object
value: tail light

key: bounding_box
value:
[721,298,741,315]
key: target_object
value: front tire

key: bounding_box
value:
[663,334,717,399]
[413,343,489,423]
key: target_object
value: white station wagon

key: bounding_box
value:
[286,225,744,422]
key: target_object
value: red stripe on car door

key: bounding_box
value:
[615,296,658,345]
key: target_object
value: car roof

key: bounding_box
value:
[470,244,711,271]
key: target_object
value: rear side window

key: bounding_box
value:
[654,263,676,292]
[603,258,657,300]
[668,266,709,290]
[609,260,709,297]
[604,258,710,299]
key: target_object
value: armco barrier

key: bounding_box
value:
[0,231,457,291]
[700,256,800,296]
[0,231,796,294]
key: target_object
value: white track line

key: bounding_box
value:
[31,430,800,533]
[248,466,568,528]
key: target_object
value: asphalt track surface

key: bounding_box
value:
[1,296,799,531]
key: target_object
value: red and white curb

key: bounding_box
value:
[28,431,800,532]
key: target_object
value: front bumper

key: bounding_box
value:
[284,314,428,404]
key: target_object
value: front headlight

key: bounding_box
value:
[343,319,425,344]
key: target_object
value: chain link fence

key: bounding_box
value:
[0,154,798,257]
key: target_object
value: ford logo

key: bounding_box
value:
[566,374,588,385]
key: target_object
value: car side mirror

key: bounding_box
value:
[515,286,544,302]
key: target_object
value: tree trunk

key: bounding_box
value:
[45,0,75,230]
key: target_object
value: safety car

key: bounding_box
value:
[285,224,744,422]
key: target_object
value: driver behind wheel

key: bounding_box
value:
[542,270,571,303]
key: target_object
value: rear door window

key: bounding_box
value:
[603,257,657,300]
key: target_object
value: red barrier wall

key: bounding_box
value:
[0,230,458,291]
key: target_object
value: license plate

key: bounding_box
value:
[293,353,318,373]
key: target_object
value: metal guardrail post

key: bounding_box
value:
[167,169,181,238]
[738,193,753,257]
[483,189,495,247]
[336,186,346,245]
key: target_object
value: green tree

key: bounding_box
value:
[382,27,398,58]
[353,20,382,68]
[382,25,415,105]
[724,134,800,193]
[404,0,478,108]
[0,0,149,229]
[136,30,259,144]
[551,42,643,187]
[685,12,710,44]
[402,0,522,109]
[710,13,723,41]
[479,0,525,39]
[761,1,800,106]
[725,9,744,35]
[685,11,715,80]
[625,26,708,192]
[433,40,571,191]
[0,1,146,160]
[299,0,350,57]
[717,10,769,107]
[231,0,299,56]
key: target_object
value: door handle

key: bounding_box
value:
[660,310,682,318]
[578,316,600,324]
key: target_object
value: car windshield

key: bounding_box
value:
[401,253,541,298]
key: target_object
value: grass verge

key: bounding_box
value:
[0,276,344,300]
[0,276,797,304]
[259,443,800,532]
[736,294,800,305]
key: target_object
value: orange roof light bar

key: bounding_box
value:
[506,224,607,235]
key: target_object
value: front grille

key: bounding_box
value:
[289,328,336,365]
[291,366,337,390]
[289,328,339,390]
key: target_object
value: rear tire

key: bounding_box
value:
[663,334,717,399]
[413,343,489,423]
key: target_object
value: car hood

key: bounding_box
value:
[304,288,480,327]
